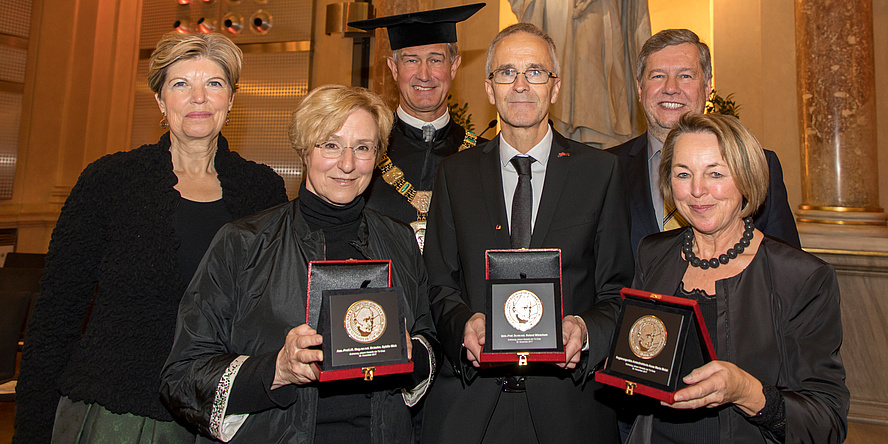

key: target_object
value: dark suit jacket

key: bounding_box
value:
[607,133,801,257]
[421,130,634,443]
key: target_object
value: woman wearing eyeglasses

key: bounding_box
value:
[160,85,438,443]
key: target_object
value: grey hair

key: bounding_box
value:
[391,42,459,64]
[636,29,712,83]
[485,23,559,76]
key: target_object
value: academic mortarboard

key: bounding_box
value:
[348,3,485,51]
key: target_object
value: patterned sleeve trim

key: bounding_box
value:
[210,355,250,442]
[401,335,436,407]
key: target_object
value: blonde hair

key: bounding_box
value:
[289,85,394,163]
[148,32,242,97]
[660,113,769,219]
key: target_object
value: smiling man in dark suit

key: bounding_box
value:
[421,23,633,444]
[608,29,800,258]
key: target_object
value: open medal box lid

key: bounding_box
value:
[594,288,716,403]
[480,248,565,365]
[306,260,413,382]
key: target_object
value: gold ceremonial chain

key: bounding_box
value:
[378,131,477,252]
[377,131,478,221]
[377,154,427,216]
[459,131,477,152]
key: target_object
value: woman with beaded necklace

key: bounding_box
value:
[626,113,848,443]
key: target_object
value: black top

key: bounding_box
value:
[299,182,365,261]
[298,182,372,443]
[650,284,787,442]
[650,285,719,443]
[14,133,288,444]
[173,198,231,281]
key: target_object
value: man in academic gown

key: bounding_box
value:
[608,29,800,258]
[350,4,485,251]
[421,23,633,443]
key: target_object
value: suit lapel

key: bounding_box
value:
[479,137,511,247]
[627,135,660,235]
[530,131,570,248]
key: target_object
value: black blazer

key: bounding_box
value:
[607,133,801,257]
[629,230,848,443]
[421,130,634,443]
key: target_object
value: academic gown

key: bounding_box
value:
[365,116,472,225]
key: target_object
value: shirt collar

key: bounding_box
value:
[499,125,553,168]
[397,106,450,131]
[646,131,665,162]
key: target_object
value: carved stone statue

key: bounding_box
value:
[509,0,651,147]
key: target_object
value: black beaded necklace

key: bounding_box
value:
[683,217,754,270]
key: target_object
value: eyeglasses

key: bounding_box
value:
[314,142,378,160]
[488,68,558,84]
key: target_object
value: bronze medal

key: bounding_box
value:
[628,315,667,359]
[344,300,387,343]
[504,289,543,332]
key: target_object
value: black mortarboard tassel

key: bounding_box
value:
[348,3,485,51]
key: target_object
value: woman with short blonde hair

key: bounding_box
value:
[626,113,848,443]
[161,85,437,443]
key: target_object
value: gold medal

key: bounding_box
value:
[628,315,667,359]
[344,300,387,343]
[504,289,543,332]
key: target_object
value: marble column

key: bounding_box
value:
[370,0,432,110]
[794,0,888,236]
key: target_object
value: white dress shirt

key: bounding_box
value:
[499,126,553,234]
[397,106,450,130]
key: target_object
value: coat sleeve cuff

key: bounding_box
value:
[401,335,437,406]
[209,355,250,442]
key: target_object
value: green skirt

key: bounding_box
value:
[52,396,196,444]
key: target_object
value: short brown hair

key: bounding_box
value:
[660,113,768,219]
[288,85,394,163]
[485,23,559,76]
[148,32,242,97]
[636,29,712,83]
